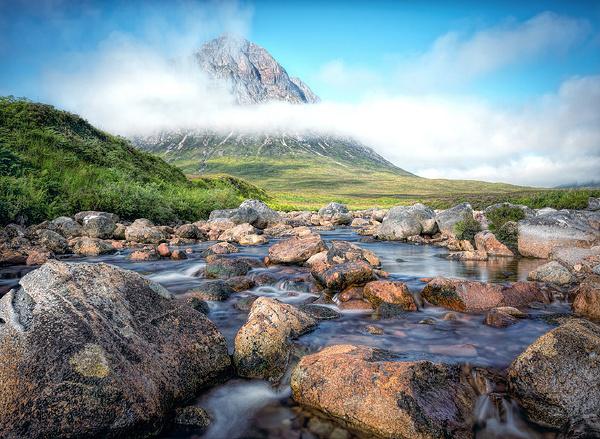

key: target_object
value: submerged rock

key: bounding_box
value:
[508,319,600,430]
[233,297,316,381]
[291,344,477,439]
[0,261,230,438]
[484,306,526,328]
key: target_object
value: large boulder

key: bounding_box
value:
[517,210,600,258]
[80,213,116,239]
[325,240,380,267]
[377,203,437,240]
[474,231,514,257]
[435,203,474,236]
[508,319,600,430]
[70,237,116,256]
[291,344,477,439]
[311,261,374,292]
[210,200,278,229]
[572,275,600,320]
[0,261,230,438]
[49,216,82,238]
[527,261,575,285]
[421,278,548,312]
[37,229,70,254]
[124,219,169,244]
[74,211,119,224]
[233,297,316,382]
[205,255,253,279]
[174,223,206,240]
[317,202,352,225]
[217,223,258,243]
[363,280,417,310]
[267,233,327,265]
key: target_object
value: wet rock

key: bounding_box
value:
[528,261,575,285]
[299,304,341,320]
[70,237,116,256]
[184,280,235,301]
[37,229,70,254]
[234,297,316,381]
[363,280,417,310]
[474,231,514,257]
[173,406,212,433]
[365,325,384,335]
[205,255,252,279]
[422,277,549,312]
[572,275,600,320]
[267,233,327,265]
[25,250,53,266]
[377,203,437,240]
[157,242,171,257]
[484,306,526,328]
[291,344,477,439]
[125,219,169,244]
[0,261,230,438]
[174,223,205,240]
[518,210,600,258]
[202,241,238,256]
[233,295,258,312]
[447,250,488,261]
[130,247,160,261]
[225,276,256,292]
[339,299,374,311]
[80,213,116,239]
[311,261,374,292]
[337,285,364,302]
[508,319,600,430]
[49,216,82,238]
[436,203,474,236]
[218,223,258,243]
[0,251,27,267]
[170,249,187,260]
[325,240,380,267]
[238,233,268,246]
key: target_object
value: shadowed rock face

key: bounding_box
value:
[0,261,231,438]
[196,35,320,105]
[291,344,477,439]
[508,319,600,430]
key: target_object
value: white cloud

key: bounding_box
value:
[397,12,590,90]
[315,59,380,90]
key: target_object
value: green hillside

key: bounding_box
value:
[0,97,266,225]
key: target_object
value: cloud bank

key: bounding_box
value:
[43,9,599,188]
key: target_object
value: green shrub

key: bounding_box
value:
[453,213,482,243]
[495,221,519,250]
[0,97,266,226]
[486,205,526,231]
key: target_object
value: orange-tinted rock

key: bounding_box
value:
[363,280,417,310]
[170,249,187,260]
[157,243,171,257]
[338,299,373,311]
[572,275,600,320]
[338,286,364,302]
[311,261,374,292]
[475,231,514,257]
[267,233,326,265]
[291,345,477,439]
[25,250,53,266]
[130,248,159,261]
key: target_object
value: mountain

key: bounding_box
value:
[0,97,265,225]
[134,35,412,179]
[196,35,320,104]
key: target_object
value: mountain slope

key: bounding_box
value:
[0,97,265,225]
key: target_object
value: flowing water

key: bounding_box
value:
[0,228,567,439]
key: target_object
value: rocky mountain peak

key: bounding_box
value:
[196,34,320,105]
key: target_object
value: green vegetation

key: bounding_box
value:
[0,97,266,226]
[495,221,519,250]
[453,213,482,243]
[486,205,526,231]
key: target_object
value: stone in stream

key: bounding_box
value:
[37,229,70,254]
[317,202,352,225]
[233,297,316,382]
[202,241,239,256]
[508,319,600,430]
[572,275,600,320]
[184,280,235,301]
[299,304,341,320]
[484,306,527,328]
[125,218,169,244]
[422,277,549,312]
[291,344,477,439]
[474,231,514,257]
[435,203,474,236]
[70,236,116,256]
[363,280,417,310]
[210,200,279,229]
[325,240,380,267]
[376,203,438,240]
[311,260,374,292]
[205,255,253,279]
[80,213,117,239]
[174,223,206,240]
[217,223,258,243]
[0,261,230,438]
[527,260,575,285]
[173,406,212,433]
[48,216,82,238]
[517,210,600,258]
[267,233,327,265]
[25,249,53,266]
[130,247,160,261]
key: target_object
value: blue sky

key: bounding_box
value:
[1,0,599,187]
[1,0,599,103]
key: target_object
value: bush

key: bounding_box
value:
[453,213,482,243]
[486,205,526,231]
[495,221,519,250]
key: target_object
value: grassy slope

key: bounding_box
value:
[0,97,266,225]
[178,156,598,211]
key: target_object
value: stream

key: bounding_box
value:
[0,228,567,439]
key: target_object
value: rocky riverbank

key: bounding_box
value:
[0,197,599,438]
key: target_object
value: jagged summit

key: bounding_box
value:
[196,34,320,104]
